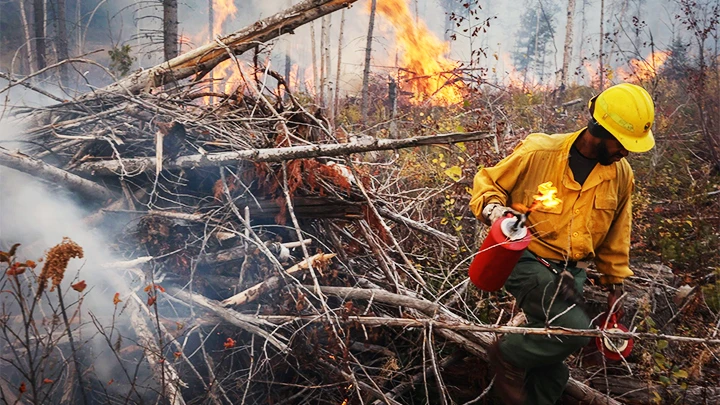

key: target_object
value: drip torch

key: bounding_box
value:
[468,210,532,292]
[595,293,634,360]
[468,182,561,292]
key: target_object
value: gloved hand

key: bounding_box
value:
[482,203,521,224]
[606,283,625,319]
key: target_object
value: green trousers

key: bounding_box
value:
[499,251,591,405]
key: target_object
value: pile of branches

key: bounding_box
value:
[1,1,719,404]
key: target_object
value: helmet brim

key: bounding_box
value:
[615,128,655,153]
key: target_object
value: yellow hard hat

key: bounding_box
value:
[589,83,655,153]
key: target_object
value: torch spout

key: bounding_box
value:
[512,211,530,232]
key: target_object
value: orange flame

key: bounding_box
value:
[288,64,299,93]
[304,64,317,97]
[532,181,562,209]
[582,60,600,87]
[213,0,237,36]
[375,0,463,105]
[618,51,670,82]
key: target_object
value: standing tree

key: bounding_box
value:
[662,36,689,80]
[513,0,560,84]
[19,0,35,75]
[333,8,346,123]
[33,0,46,71]
[677,0,720,171]
[163,0,179,61]
[55,0,70,84]
[560,0,576,89]
[599,0,605,90]
[361,0,377,123]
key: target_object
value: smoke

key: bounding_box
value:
[0,113,156,399]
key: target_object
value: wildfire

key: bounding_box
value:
[375,0,463,105]
[532,181,562,209]
[618,51,670,82]
[213,0,238,36]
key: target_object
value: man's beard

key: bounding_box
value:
[597,141,623,165]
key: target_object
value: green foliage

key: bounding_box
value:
[108,45,136,78]
[662,37,690,80]
[512,0,560,77]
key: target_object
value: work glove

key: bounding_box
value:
[605,283,625,320]
[481,203,521,225]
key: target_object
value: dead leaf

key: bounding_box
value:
[19,382,26,394]
[147,296,157,307]
[43,378,53,384]
[113,293,121,305]
[8,243,20,257]
[224,337,236,349]
[6,263,26,276]
[71,280,87,292]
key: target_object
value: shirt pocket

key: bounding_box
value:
[590,194,617,241]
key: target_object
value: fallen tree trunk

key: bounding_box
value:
[0,147,115,201]
[74,132,495,176]
[73,0,358,100]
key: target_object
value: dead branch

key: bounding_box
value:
[0,147,115,200]
[376,206,459,247]
[171,289,288,352]
[102,256,154,269]
[127,296,187,405]
[199,239,312,265]
[316,286,440,314]
[221,253,337,307]
[72,132,495,176]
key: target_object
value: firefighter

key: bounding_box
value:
[469,83,655,404]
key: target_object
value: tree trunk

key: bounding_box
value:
[69,0,357,100]
[333,8,345,124]
[561,0,576,89]
[163,0,179,61]
[76,0,82,55]
[361,0,377,123]
[19,0,35,75]
[56,0,70,85]
[599,0,604,90]
[33,0,46,71]
[208,0,214,103]
[322,14,331,108]
[0,149,115,201]
[310,21,319,98]
[73,131,495,176]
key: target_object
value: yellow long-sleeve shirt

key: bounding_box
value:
[469,129,634,284]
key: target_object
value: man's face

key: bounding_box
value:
[596,136,629,165]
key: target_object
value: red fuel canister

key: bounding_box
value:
[468,214,531,292]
